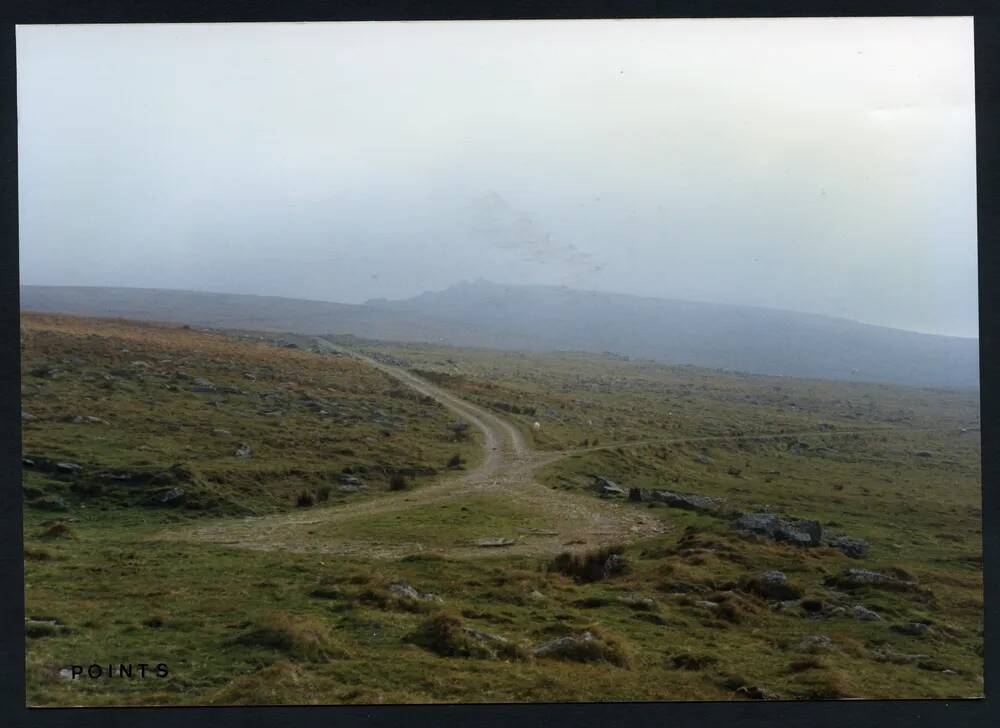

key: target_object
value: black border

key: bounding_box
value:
[0,3,996,727]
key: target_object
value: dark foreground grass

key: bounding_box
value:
[23,502,983,705]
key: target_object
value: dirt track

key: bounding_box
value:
[160,339,673,558]
[159,339,903,560]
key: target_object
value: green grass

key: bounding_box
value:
[313,496,554,550]
[22,314,983,705]
[20,314,482,514]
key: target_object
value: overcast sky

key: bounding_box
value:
[17,18,977,337]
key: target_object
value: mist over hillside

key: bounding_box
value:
[21,282,979,388]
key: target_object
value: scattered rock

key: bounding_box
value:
[191,377,217,393]
[829,568,916,592]
[871,645,929,664]
[155,488,186,507]
[25,617,66,638]
[793,635,836,653]
[733,512,822,546]
[474,537,517,548]
[533,631,624,665]
[629,488,718,513]
[828,535,870,559]
[337,474,364,486]
[213,428,232,436]
[389,581,443,604]
[55,462,83,474]
[593,476,627,497]
[21,411,37,421]
[516,527,559,536]
[892,622,930,637]
[602,554,627,579]
[462,626,509,647]
[618,594,658,611]
[849,604,882,621]
[735,685,780,700]
[234,443,252,458]
[745,570,802,600]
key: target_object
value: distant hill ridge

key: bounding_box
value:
[20,282,979,389]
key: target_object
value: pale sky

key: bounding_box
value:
[16,18,978,337]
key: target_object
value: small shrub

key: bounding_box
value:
[316,486,332,502]
[447,454,463,468]
[389,474,409,491]
[296,491,315,508]
[23,548,53,561]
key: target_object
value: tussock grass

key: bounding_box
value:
[533,624,632,668]
[408,612,527,661]
[548,544,627,583]
[233,612,351,662]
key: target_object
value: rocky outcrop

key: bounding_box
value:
[592,476,627,497]
[388,581,443,604]
[743,570,802,600]
[629,488,718,513]
[733,512,822,546]
[827,568,917,592]
[828,535,869,559]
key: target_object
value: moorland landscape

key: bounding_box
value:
[20,297,983,705]
[17,17,980,708]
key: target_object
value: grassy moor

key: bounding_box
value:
[20,313,982,705]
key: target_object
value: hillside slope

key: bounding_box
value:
[21,282,978,388]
